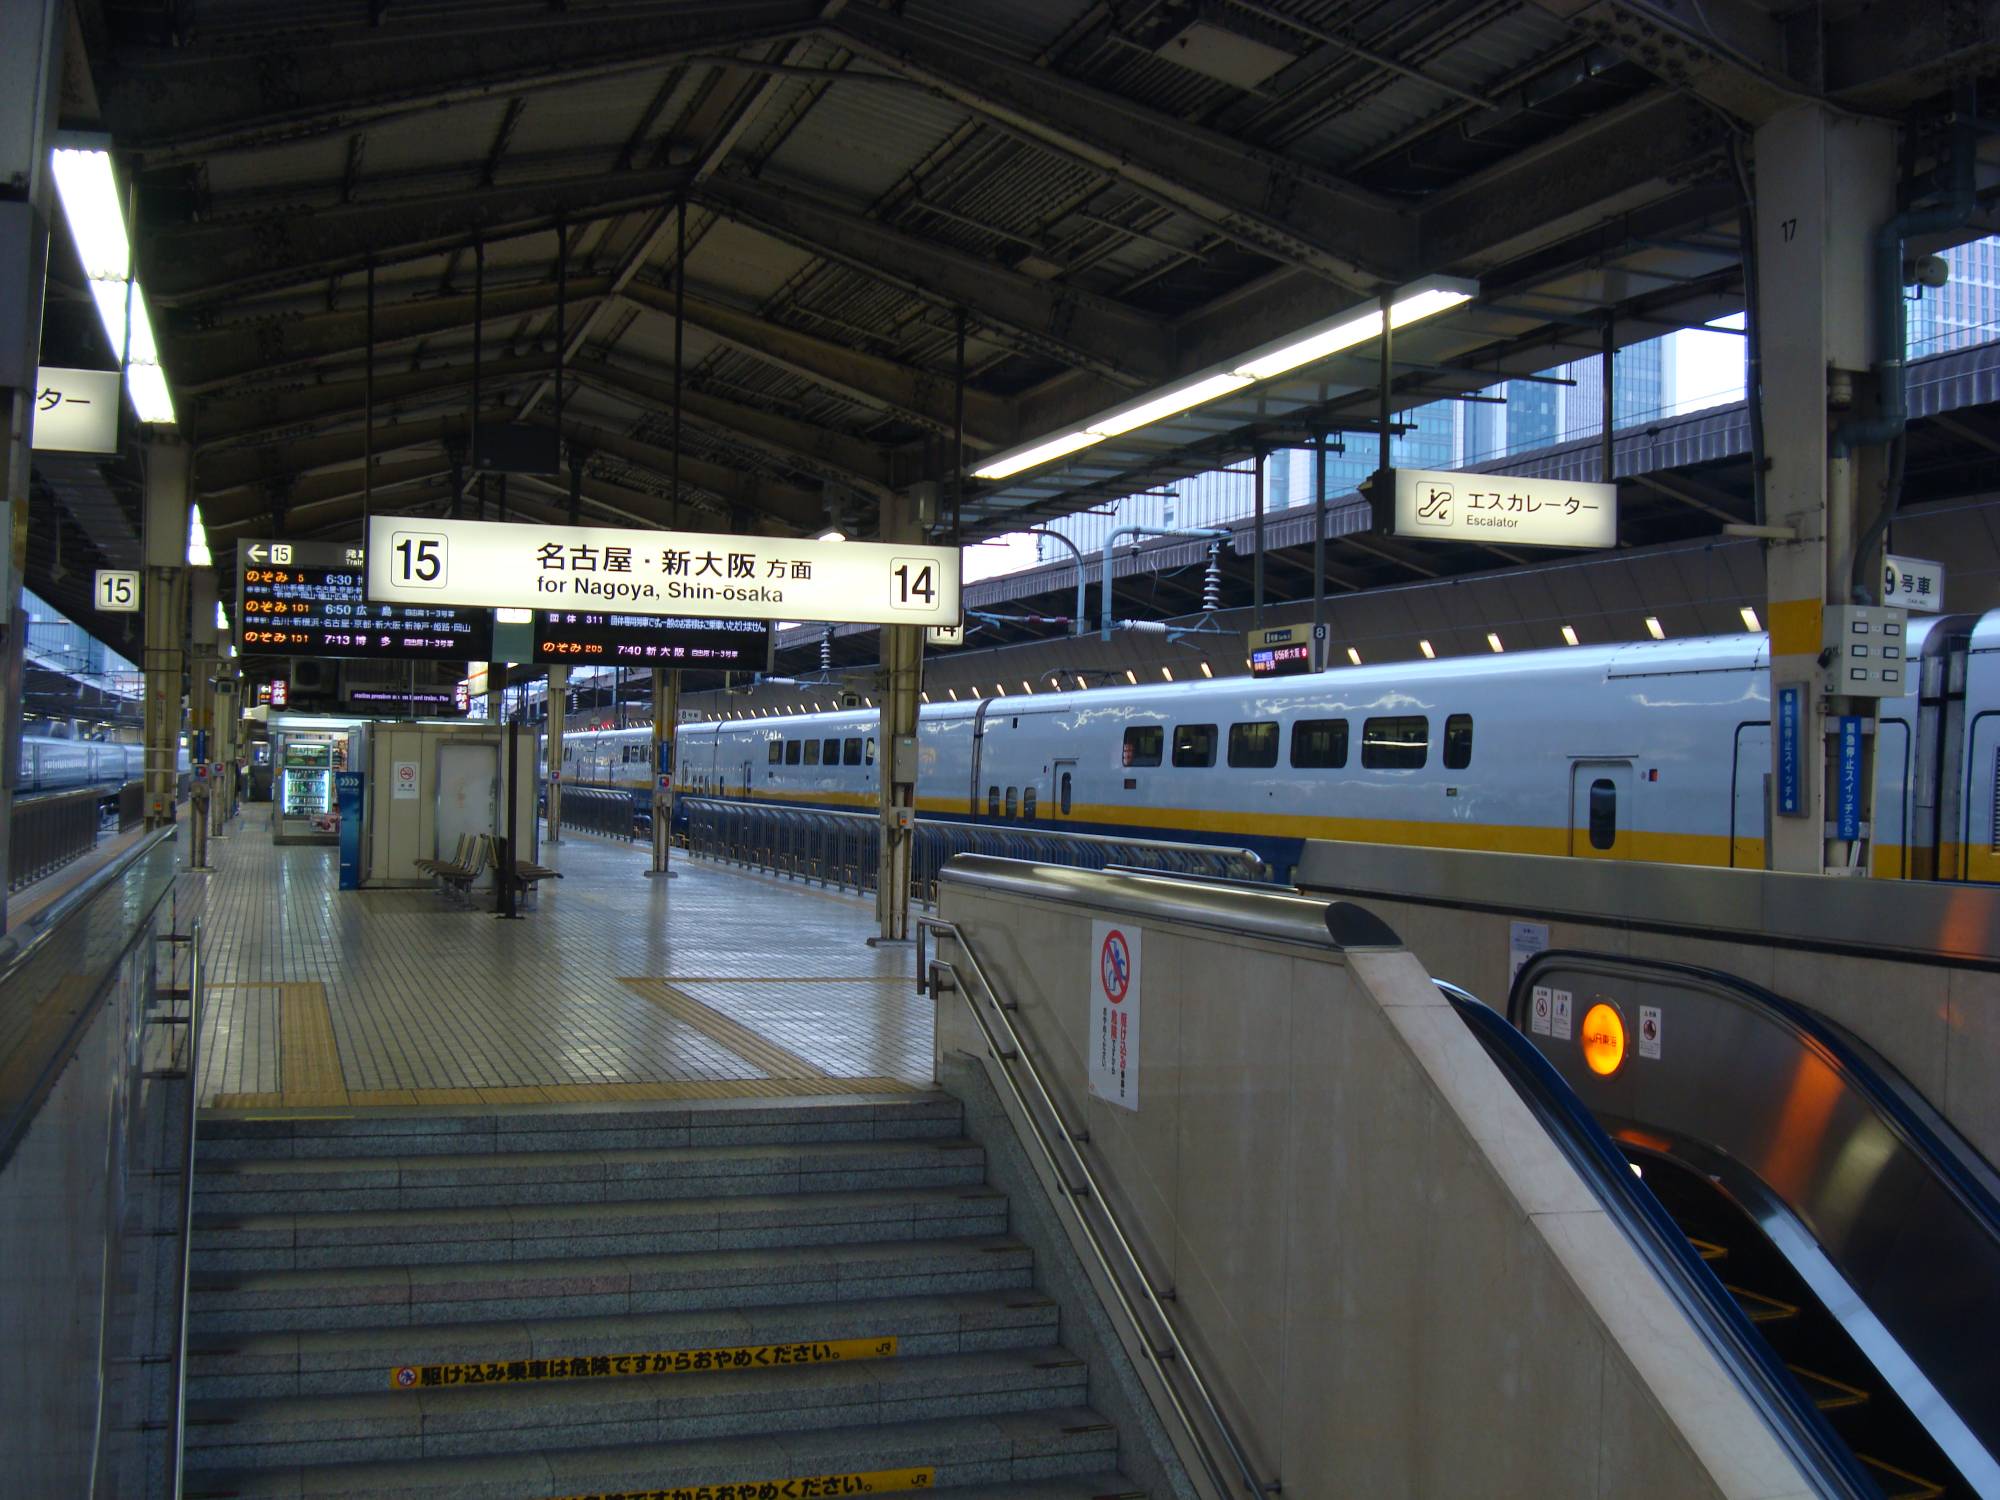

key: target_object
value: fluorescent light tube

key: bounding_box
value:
[51,148,130,281]
[128,360,176,425]
[1087,373,1253,437]
[972,429,1103,480]
[1388,286,1473,327]
[1233,308,1382,381]
[186,504,211,567]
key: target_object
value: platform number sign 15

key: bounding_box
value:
[389,531,448,588]
[94,569,140,613]
[890,558,936,611]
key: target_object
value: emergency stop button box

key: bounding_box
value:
[1821,604,1909,699]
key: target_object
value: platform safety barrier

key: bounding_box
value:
[679,797,1269,901]
[10,786,106,891]
[559,785,642,841]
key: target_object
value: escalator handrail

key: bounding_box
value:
[1435,979,1881,1500]
[1510,950,2000,1244]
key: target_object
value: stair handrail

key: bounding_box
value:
[918,912,1274,1499]
[169,919,203,1500]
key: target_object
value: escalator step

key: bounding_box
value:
[1686,1236,1728,1263]
[1785,1364,1869,1412]
[1856,1453,1945,1500]
[1723,1283,1799,1323]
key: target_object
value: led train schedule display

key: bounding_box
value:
[533,613,771,669]
[366,516,961,628]
[239,538,493,661]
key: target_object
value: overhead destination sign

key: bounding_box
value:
[365,516,962,628]
[1389,467,1617,550]
[533,611,772,670]
[239,538,494,662]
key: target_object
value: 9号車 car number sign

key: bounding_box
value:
[365,516,962,629]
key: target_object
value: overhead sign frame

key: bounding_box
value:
[365,516,962,628]
[1383,467,1617,550]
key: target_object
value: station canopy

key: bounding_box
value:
[27,0,2000,659]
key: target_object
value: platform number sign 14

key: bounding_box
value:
[95,569,140,613]
[890,559,936,610]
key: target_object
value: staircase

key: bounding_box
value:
[181,1096,1147,1499]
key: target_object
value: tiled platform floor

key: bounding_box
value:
[186,809,931,1111]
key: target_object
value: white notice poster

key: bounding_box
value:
[1509,921,1549,985]
[1088,920,1141,1111]
[393,761,419,800]
[1638,1005,1663,1060]
[1551,989,1574,1042]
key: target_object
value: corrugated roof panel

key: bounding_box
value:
[685,218,818,302]
[202,134,352,203]
[760,75,973,209]
[898,0,1088,63]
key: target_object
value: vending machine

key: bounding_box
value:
[275,738,338,844]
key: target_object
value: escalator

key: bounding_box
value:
[1437,953,2000,1499]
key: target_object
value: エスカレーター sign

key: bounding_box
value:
[366,517,961,629]
[1389,467,1617,550]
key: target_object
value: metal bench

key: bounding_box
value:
[434,835,491,902]
[413,834,470,882]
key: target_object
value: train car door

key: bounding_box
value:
[1569,760,1633,858]
[1052,758,1078,820]
[1966,711,2000,883]
[1729,724,1769,868]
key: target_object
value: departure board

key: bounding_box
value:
[532,611,771,669]
[238,538,493,661]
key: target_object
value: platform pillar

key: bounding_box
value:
[650,669,677,876]
[545,665,566,842]
[188,568,219,868]
[142,439,191,830]
[1753,106,1898,874]
[0,0,62,923]
[874,491,926,944]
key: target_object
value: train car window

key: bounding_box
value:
[1290,719,1348,769]
[1060,773,1073,814]
[1005,788,1019,818]
[803,739,821,766]
[1361,716,1428,770]
[1590,779,1617,849]
[843,737,862,766]
[1122,725,1163,767]
[865,737,876,765]
[1172,724,1217,768]
[784,740,802,765]
[768,740,783,765]
[1444,714,1474,770]
[822,738,840,766]
[1227,721,1279,769]
[1023,788,1037,819]
[988,786,1000,816]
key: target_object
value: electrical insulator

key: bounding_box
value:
[820,629,833,673]
[1202,543,1223,612]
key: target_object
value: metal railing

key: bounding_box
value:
[918,910,1274,1500]
[681,798,1269,900]
[10,786,105,890]
[166,919,204,1500]
[0,826,186,1494]
[559,786,642,841]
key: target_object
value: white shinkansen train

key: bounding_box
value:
[552,611,2000,884]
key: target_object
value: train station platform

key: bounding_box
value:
[188,812,932,1112]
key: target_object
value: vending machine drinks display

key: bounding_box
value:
[275,738,339,845]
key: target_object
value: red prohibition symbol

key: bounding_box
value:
[1099,930,1131,1004]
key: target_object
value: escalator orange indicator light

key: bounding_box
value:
[1581,1002,1626,1076]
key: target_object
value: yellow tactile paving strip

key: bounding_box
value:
[620,979,833,1081]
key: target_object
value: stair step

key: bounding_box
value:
[193,1184,1011,1272]
[183,1405,1123,1498]
[198,1096,963,1160]
[189,1290,1063,1400]
[195,1138,989,1214]
[186,1344,1091,1469]
[191,1235,1037,1333]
